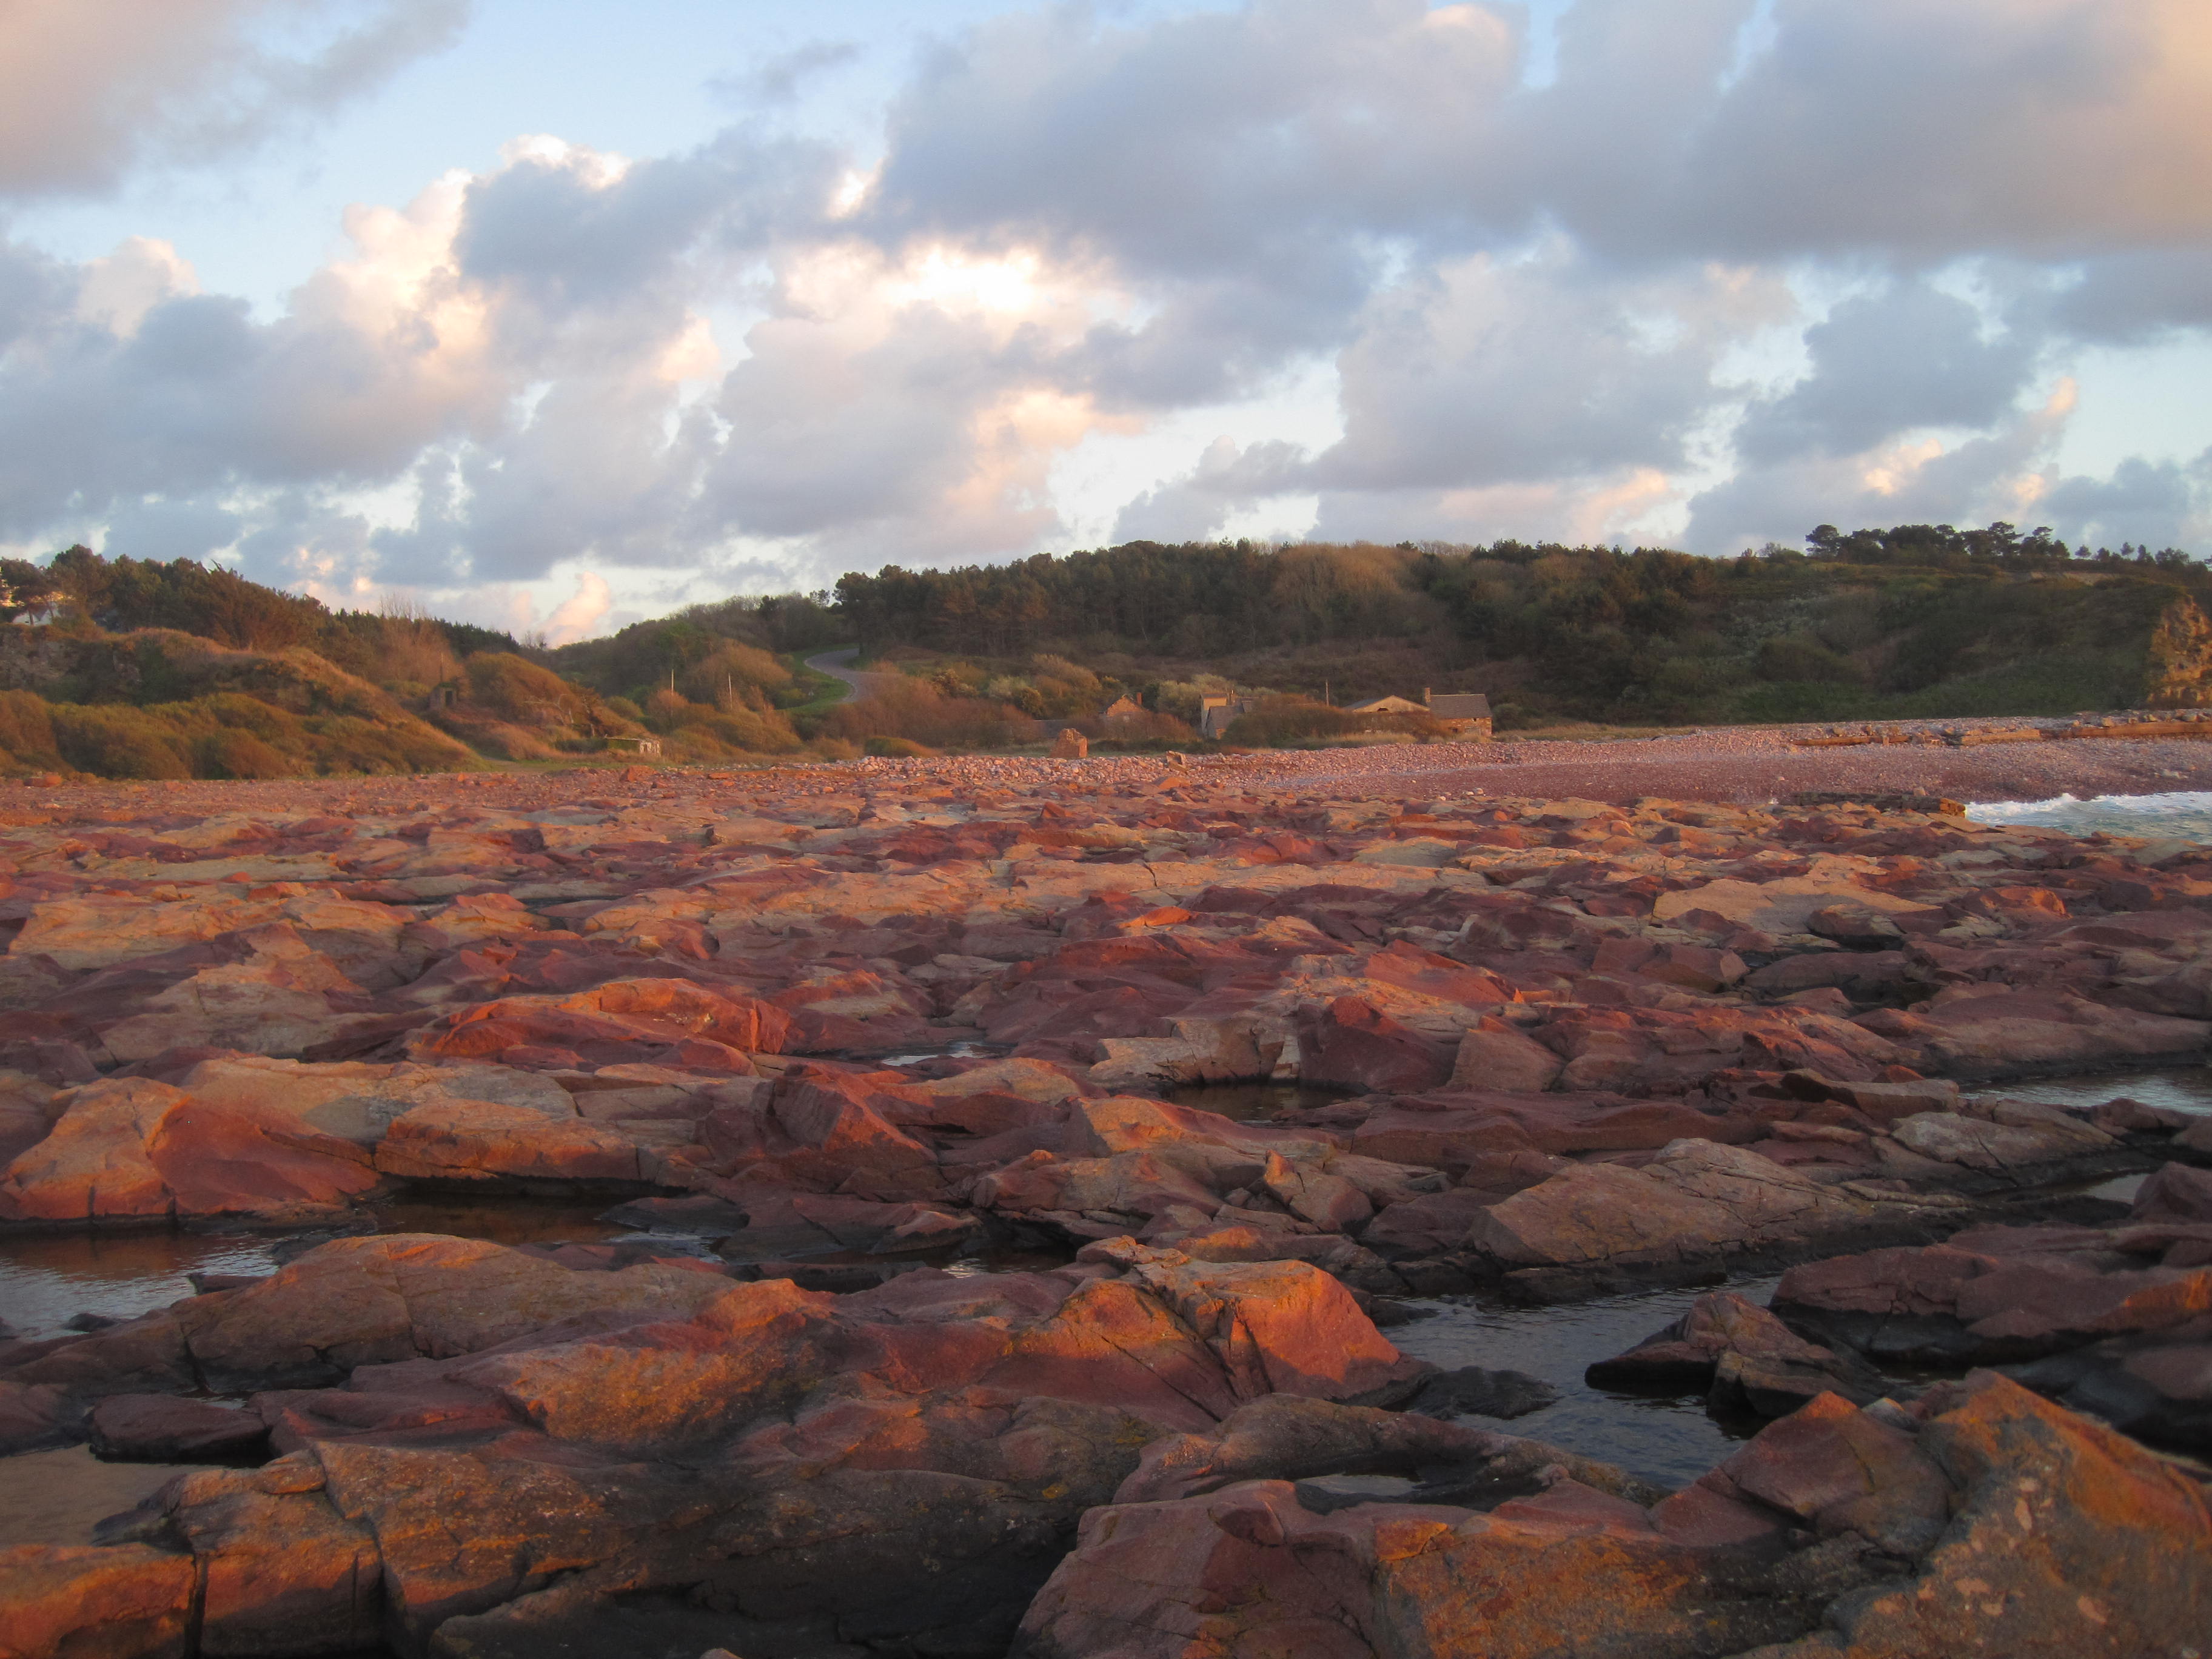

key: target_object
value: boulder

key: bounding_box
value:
[1468,1139,1954,1273]
[1748,1375,2212,1658]
[1447,1021,1562,1093]
[1773,1227,2212,1367]
[1294,996,1455,1093]
[372,1099,651,1185]
[2134,1162,2212,1225]
[0,1076,383,1224]
[88,1394,270,1461]
[0,1544,196,1659]
[176,1233,737,1389]
[162,1456,386,1657]
[1586,1291,1880,1415]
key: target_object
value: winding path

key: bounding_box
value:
[803,647,873,705]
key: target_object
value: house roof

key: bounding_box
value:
[1427,692,1492,719]
[1344,694,1426,714]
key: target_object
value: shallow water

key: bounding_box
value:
[1995,1066,2212,1118]
[1390,1275,1811,1490]
[0,1446,195,1546]
[1969,789,2212,841]
[1161,1079,1364,1121]
[0,1195,637,1340]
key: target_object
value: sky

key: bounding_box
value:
[3,0,2211,644]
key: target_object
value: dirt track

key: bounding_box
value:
[807,718,2212,809]
[1228,725,2212,806]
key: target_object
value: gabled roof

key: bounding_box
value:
[1427,692,1492,719]
[1344,694,1426,714]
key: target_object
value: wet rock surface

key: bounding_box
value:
[3,760,2211,1656]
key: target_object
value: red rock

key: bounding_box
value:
[1469,1139,1953,1272]
[1446,1019,1563,1092]
[2134,1162,2212,1224]
[1710,1391,1951,1553]
[409,976,791,1067]
[1119,1256,1427,1404]
[1295,996,1455,1093]
[161,1456,385,1657]
[0,1381,81,1455]
[1774,1373,2212,1657]
[1775,1230,2212,1365]
[372,1098,648,1184]
[88,1394,269,1461]
[176,1233,737,1389]
[0,1544,195,1659]
[1586,1290,1876,1413]
[0,1079,183,1221]
[1360,1188,1498,1257]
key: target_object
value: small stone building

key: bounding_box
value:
[1100,695,1146,723]
[1344,694,1426,716]
[1424,689,1493,739]
[602,736,663,757]
[1198,695,1255,739]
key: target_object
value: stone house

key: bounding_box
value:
[1198,694,1255,739]
[1424,689,1493,739]
[1343,694,1426,716]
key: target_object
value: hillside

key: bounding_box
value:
[0,549,848,779]
[822,525,2212,730]
[6,523,2210,779]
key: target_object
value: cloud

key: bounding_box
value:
[543,570,613,643]
[1546,0,2212,260]
[1313,247,1783,491]
[1687,380,2082,554]
[712,41,864,107]
[2039,452,2212,552]
[5,0,2212,609]
[1111,437,1309,543]
[0,0,471,199]
[1731,278,2046,466]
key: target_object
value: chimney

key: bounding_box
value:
[1423,686,1432,707]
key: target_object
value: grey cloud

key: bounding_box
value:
[874,0,1528,273]
[8,0,2212,606]
[99,497,243,563]
[1311,249,1735,491]
[1110,437,1308,543]
[2054,252,2212,344]
[0,0,471,199]
[2039,453,2211,552]
[1732,281,2045,466]
[1683,394,2070,555]
[712,41,864,107]
[1565,0,2212,261]
[456,136,831,306]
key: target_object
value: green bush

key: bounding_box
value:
[0,690,62,771]
[196,729,291,779]
[1221,696,1359,745]
[1754,634,1863,684]
[50,705,192,779]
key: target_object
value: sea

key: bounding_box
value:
[1968,789,2212,841]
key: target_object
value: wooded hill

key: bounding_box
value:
[0,549,822,779]
[5,523,2209,778]
[819,526,2212,728]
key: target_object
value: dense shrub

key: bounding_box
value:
[678,643,792,705]
[196,729,291,779]
[464,652,596,726]
[1754,634,1864,684]
[49,705,192,779]
[820,677,1026,749]
[0,691,62,770]
[1221,696,1361,745]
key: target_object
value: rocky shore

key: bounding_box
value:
[2,748,2210,1657]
